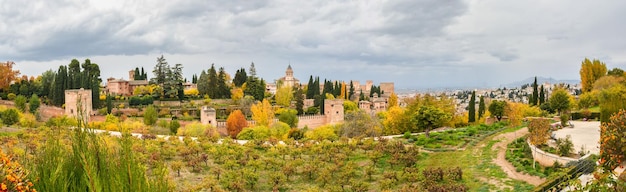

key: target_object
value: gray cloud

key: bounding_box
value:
[3,0,626,89]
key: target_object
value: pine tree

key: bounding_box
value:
[207,64,218,98]
[539,85,545,104]
[151,55,169,85]
[198,70,208,96]
[478,96,485,119]
[249,62,257,78]
[468,91,476,123]
[217,67,231,99]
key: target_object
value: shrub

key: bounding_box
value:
[18,113,37,128]
[14,95,27,112]
[528,118,550,145]
[287,127,306,140]
[237,126,270,140]
[28,94,40,113]
[304,125,338,141]
[2,108,20,126]
[45,115,78,127]
[560,114,570,127]
[143,105,157,126]
[177,121,218,139]
[157,119,169,129]
[555,135,574,157]
[270,122,290,139]
[7,93,16,100]
[169,120,180,134]
[277,109,298,128]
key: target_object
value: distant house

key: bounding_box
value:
[105,70,148,96]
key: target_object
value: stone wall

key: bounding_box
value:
[297,115,327,128]
[528,141,591,167]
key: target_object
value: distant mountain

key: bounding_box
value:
[503,77,579,88]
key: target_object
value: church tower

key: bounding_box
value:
[286,65,294,79]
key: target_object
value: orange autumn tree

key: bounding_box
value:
[0,61,20,91]
[226,110,248,138]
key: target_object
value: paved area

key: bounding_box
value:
[552,121,601,155]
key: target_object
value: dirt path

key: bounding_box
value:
[491,127,546,186]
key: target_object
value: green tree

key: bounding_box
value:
[217,67,231,99]
[478,96,485,119]
[106,94,113,114]
[531,77,539,106]
[278,109,299,128]
[549,88,571,115]
[28,94,40,114]
[468,91,476,123]
[294,88,304,115]
[348,81,355,100]
[607,67,625,77]
[599,84,626,123]
[415,105,450,137]
[14,95,27,112]
[232,68,247,87]
[488,100,506,121]
[143,105,158,126]
[539,85,545,105]
[306,75,315,99]
[197,70,208,96]
[40,69,56,101]
[245,77,266,101]
[150,55,169,85]
[207,64,218,98]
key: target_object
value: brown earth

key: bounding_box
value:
[491,127,546,186]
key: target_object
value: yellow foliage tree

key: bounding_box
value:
[382,106,413,134]
[184,88,199,96]
[580,58,608,93]
[251,99,274,127]
[275,85,293,107]
[505,102,526,127]
[226,110,248,138]
[231,88,244,102]
[339,82,346,99]
[388,92,398,108]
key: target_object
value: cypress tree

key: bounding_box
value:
[468,91,476,122]
[531,76,539,105]
[348,81,355,100]
[539,85,546,105]
[295,88,304,115]
[478,96,485,119]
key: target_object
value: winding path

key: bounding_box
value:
[491,127,546,186]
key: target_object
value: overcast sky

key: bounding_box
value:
[2,0,626,89]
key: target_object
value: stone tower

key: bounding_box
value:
[200,106,217,127]
[65,88,92,122]
[129,70,135,81]
[286,65,293,77]
[325,99,344,124]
